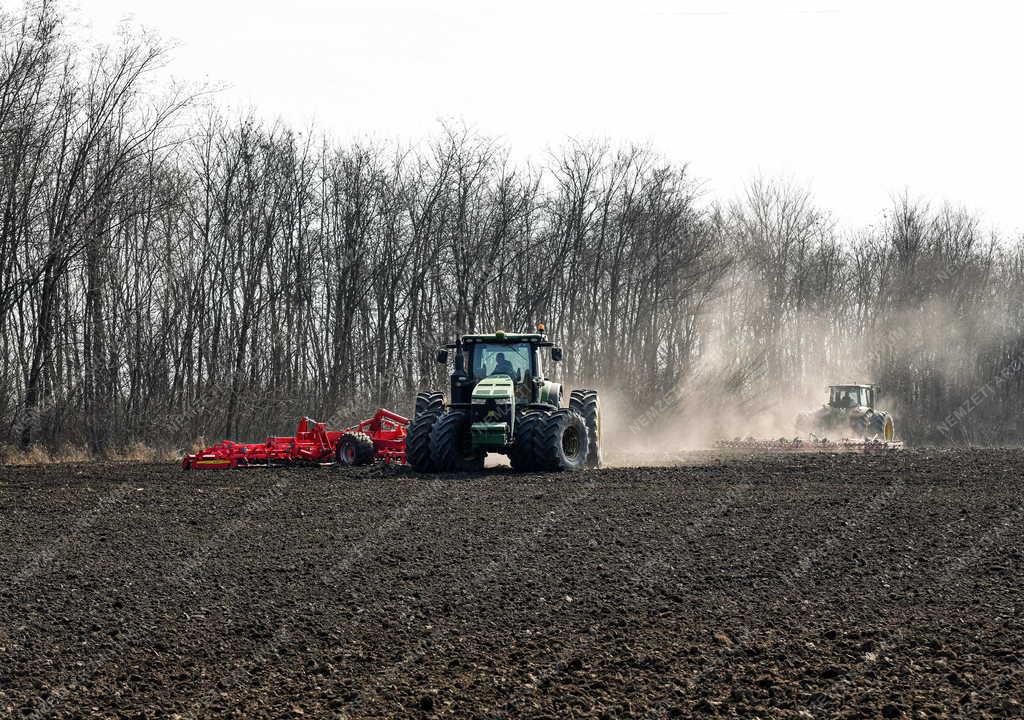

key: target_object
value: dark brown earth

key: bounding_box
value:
[1,449,1023,719]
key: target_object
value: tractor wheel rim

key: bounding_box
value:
[344,446,355,460]
[562,426,580,458]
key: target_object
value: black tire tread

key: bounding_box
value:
[510,410,544,471]
[415,391,445,417]
[407,410,441,472]
[570,389,602,468]
[337,431,377,466]
[430,410,484,473]
[535,409,589,472]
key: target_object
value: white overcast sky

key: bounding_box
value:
[70,0,1023,234]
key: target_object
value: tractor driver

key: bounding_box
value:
[492,352,516,378]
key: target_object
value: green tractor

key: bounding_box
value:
[795,384,897,442]
[407,326,602,473]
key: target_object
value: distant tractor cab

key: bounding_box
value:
[798,383,896,442]
[830,384,874,409]
[407,324,602,473]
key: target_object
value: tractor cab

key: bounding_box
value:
[436,328,563,408]
[828,384,875,410]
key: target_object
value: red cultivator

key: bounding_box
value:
[182,409,409,470]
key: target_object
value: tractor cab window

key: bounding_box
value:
[831,387,866,408]
[471,342,532,383]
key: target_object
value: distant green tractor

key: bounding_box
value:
[407,326,602,473]
[795,384,897,442]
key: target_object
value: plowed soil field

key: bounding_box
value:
[2,449,1023,718]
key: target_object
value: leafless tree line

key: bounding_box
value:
[1,2,1021,453]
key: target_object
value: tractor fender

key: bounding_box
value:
[538,381,562,407]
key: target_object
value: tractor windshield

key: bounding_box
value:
[830,387,868,408]
[471,342,532,383]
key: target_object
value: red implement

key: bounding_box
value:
[182,409,409,470]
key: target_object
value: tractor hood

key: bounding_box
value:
[472,375,515,403]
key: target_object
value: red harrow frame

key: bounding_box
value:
[182,409,409,470]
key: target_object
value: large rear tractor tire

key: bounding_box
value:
[430,410,485,473]
[336,431,377,466]
[535,409,590,472]
[415,391,445,417]
[570,389,602,468]
[509,410,544,472]
[407,410,442,472]
[870,412,896,442]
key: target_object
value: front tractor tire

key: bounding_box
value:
[336,431,376,466]
[509,410,544,471]
[570,389,602,468]
[430,410,485,473]
[536,409,590,472]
